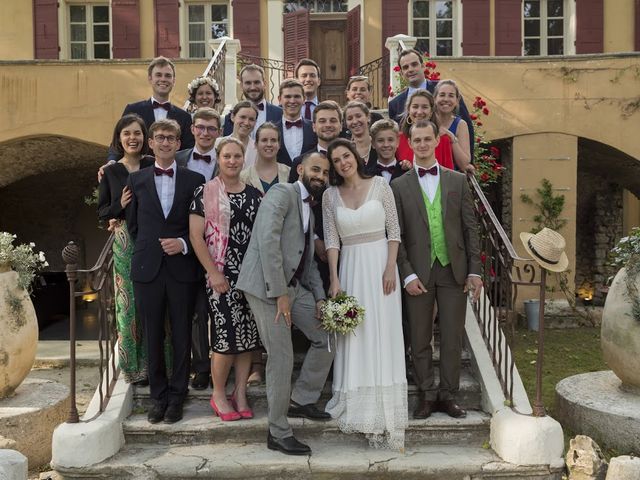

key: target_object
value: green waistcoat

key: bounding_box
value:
[421,185,450,267]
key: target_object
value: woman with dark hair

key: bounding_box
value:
[189,137,262,421]
[186,76,222,114]
[98,113,156,385]
[322,138,407,450]
[215,101,259,169]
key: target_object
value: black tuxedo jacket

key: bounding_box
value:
[175,148,218,180]
[107,99,195,160]
[276,119,317,167]
[126,166,205,284]
[388,81,475,156]
[222,102,283,136]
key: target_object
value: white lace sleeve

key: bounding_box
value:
[322,187,341,251]
[378,177,401,242]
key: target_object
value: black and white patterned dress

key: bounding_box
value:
[190,184,262,354]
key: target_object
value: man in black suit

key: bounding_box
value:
[295,58,321,121]
[276,79,317,167]
[175,106,221,390]
[222,64,282,137]
[126,119,205,424]
[388,49,474,155]
[371,118,406,183]
[108,57,194,161]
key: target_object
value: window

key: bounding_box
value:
[523,0,566,55]
[68,4,110,59]
[283,1,347,13]
[411,0,458,57]
[187,3,229,58]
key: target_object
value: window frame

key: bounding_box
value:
[58,0,112,60]
[409,0,462,57]
[179,0,233,59]
[522,0,576,56]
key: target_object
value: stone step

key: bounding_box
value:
[124,401,490,447]
[133,369,483,412]
[56,441,563,479]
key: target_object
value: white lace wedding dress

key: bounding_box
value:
[322,176,408,450]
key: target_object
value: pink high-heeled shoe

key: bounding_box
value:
[230,391,254,419]
[210,396,241,421]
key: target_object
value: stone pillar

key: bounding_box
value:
[384,34,417,92]
[0,450,27,480]
[210,37,242,109]
[512,133,578,304]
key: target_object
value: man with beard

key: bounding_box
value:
[237,152,334,456]
[222,64,282,137]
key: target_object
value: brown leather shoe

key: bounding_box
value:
[440,399,467,418]
[413,398,436,419]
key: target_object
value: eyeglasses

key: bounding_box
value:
[194,125,219,134]
[153,134,177,144]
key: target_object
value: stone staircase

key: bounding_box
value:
[54,345,564,479]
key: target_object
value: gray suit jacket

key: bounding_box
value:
[236,182,325,301]
[391,167,481,286]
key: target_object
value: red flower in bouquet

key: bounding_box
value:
[490,146,501,158]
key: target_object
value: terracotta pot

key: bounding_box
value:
[601,267,640,389]
[0,265,39,398]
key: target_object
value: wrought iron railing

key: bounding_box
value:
[237,53,295,103]
[467,174,547,415]
[63,234,117,423]
[184,38,228,114]
[357,53,390,110]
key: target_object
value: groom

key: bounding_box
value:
[237,152,334,456]
[391,120,482,419]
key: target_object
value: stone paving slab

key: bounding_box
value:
[34,340,101,367]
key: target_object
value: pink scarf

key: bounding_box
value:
[203,176,230,300]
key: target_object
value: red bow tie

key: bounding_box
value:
[154,167,174,177]
[255,102,265,111]
[285,119,303,129]
[418,165,438,177]
[152,101,171,111]
[193,152,211,163]
[377,164,396,174]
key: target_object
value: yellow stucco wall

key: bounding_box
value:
[139,0,156,59]
[260,0,269,58]
[362,0,382,64]
[603,0,635,52]
[0,1,34,60]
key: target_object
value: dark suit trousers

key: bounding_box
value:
[406,260,467,402]
[134,263,197,405]
[191,283,210,373]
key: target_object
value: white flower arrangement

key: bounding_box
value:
[320,292,365,335]
[0,232,48,293]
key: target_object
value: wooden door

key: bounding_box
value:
[310,19,346,105]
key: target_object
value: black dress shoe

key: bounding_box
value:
[287,402,331,421]
[147,403,167,424]
[132,378,149,387]
[267,433,311,456]
[164,403,184,423]
[191,372,210,390]
[440,399,467,418]
[413,398,436,419]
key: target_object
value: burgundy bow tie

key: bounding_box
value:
[152,101,171,111]
[418,165,438,177]
[318,149,327,156]
[285,119,303,129]
[377,164,396,174]
[255,102,265,111]
[303,195,317,207]
[193,152,211,163]
[154,167,174,177]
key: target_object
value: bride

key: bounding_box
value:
[322,138,408,450]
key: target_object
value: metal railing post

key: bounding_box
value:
[533,268,548,416]
[63,241,80,423]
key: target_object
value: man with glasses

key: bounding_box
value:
[175,106,221,391]
[222,64,282,137]
[108,57,194,161]
[126,119,205,424]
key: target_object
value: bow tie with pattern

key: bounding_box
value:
[285,119,303,129]
[154,167,174,177]
[418,165,438,177]
[377,164,396,174]
[152,101,171,111]
[303,195,317,207]
[193,152,211,163]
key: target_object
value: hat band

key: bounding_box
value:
[528,238,559,265]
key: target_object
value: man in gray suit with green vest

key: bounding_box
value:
[391,120,483,420]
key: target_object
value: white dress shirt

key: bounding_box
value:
[377,160,398,184]
[282,116,304,160]
[151,96,169,121]
[416,161,440,202]
[186,146,217,180]
[297,180,311,234]
[154,160,188,254]
[252,99,267,138]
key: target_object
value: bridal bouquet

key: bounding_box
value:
[321,293,365,335]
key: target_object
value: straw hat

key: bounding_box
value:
[519,227,569,273]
